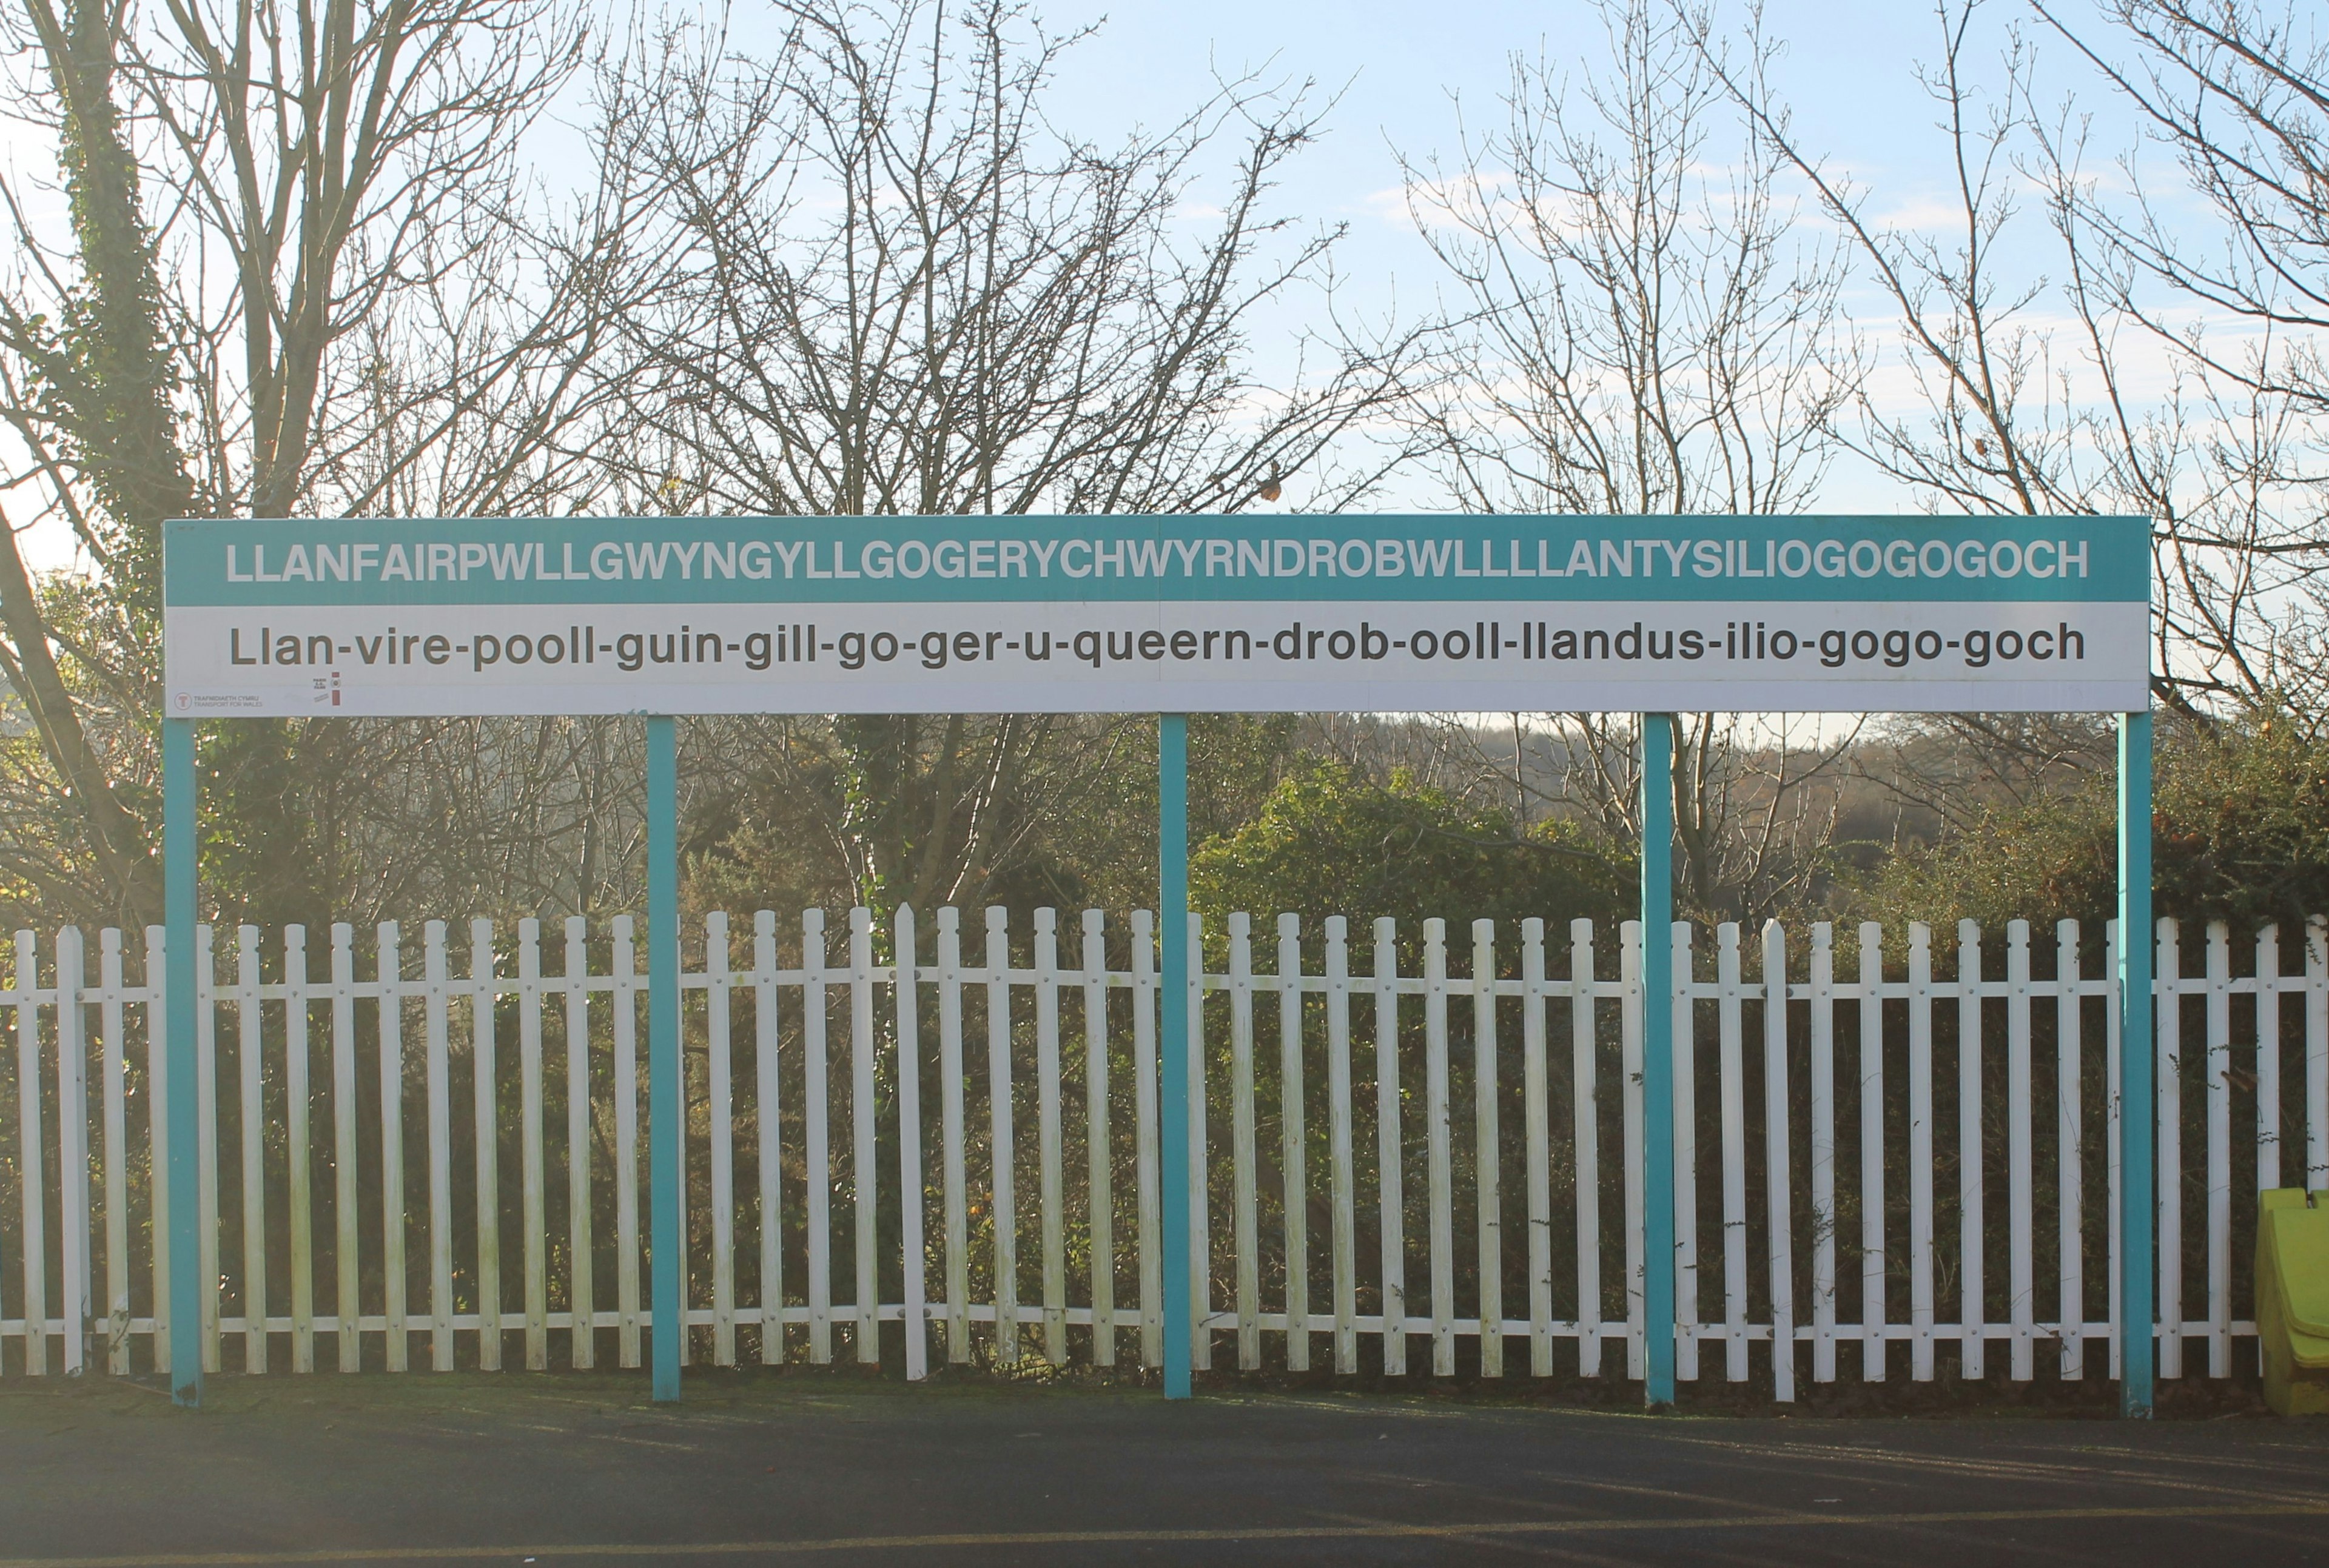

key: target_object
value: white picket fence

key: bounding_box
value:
[3,910,2325,1395]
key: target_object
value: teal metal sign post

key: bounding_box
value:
[163,718,203,1406]
[1638,715,1678,1410]
[2119,711,2155,1417]
[155,511,2153,1411]
[1158,715,1193,1398]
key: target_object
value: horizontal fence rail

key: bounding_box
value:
[3,911,2325,1395]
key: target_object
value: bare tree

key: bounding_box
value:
[1403,4,1852,518]
[2034,0,2329,713]
[1400,0,1858,922]
[0,0,194,922]
[114,0,625,520]
[0,0,656,926]
[586,0,1425,915]
[1689,0,2326,722]
[2040,1,2327,420]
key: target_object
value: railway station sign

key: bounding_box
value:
[163,514,2149,715]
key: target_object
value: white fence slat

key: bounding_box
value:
[1565,919,1599,1378]
[58,927,89,1376]
[1809,922,1836,1384]
[1716,923,1747,1383]
[1763,921,1795,1402]
[70,934,91,1374]
[1228,912,1259,1370]
[1470,919,1501,1378]
[676,914,697,1368]
[565,917,596,1370]
[708,913,737,1367]
[2008,920,2034,1382]
[1280,914,1310,1373]
[101,928,129,1375]
[16,930,47,1375]
[1081,910,1114,1367]
[2258,925,2282,1194]
[849,908,877,1365]
[612,915,641,1369]
[939,906,969,1364]
[1036,909,1066,1365]
[804,908,833,1365]
[1423,918,1454,1376]
[1374,918,1406,1376]
[237,925,267,1374]
[1857,922,1886,1382]
[377,923,408,1373]
[2309,918,2328,1190]
[2205,920,2231,1378]
[423,921,453,1371]
[1956,920,1983,1381]
[1130,909,1160,1367]
[52,927,86,1377]
[752,910,782,1367]
[1187,911,1212,1373]
[1518,919,1550,1376]
[1907,922,1934,1382]
[1325,916,1357,1375]
[518,920,548,1372]
[147,925,170,1377]
[284,925,314,1375]
[896,905,927,1379]
[2157,919,2183,1379]
[332,925,361,1373]
[198,923,220,1372]
[2057,921,2083,1380]
[1621,921,1643,1381]
[469,919,502,1372]
[677,926,692,1373]
[984,906,1017,1364]
[1672,921,1699,1383]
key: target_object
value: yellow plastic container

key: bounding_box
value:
[2258,1189,2329,1416]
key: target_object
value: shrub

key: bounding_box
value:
[1861,709,2329,932]
[1191,759,1632,949]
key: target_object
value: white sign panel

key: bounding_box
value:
[163,516,2151,715]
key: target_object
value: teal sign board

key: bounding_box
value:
[163,514,2149,714]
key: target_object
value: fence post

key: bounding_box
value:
[1640,714,1677,1409]
[164,717,202,1407]
[1158,713,1192,1399]
[647,714,682,1401]
[2118,709,2155,1418]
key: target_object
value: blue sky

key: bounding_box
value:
[1001,0,2167,513]
[1031,0,1956,204]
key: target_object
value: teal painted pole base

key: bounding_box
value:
[647,715,682,1402]
[1158,714,1192,1399]
[2118,710,2155,1419]
[164,718,202,1407]
[1639,715,1678,1411]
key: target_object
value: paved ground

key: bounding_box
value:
[6,1373,2329,1566]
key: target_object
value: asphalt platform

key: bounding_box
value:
[6,1373,2328,1566]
